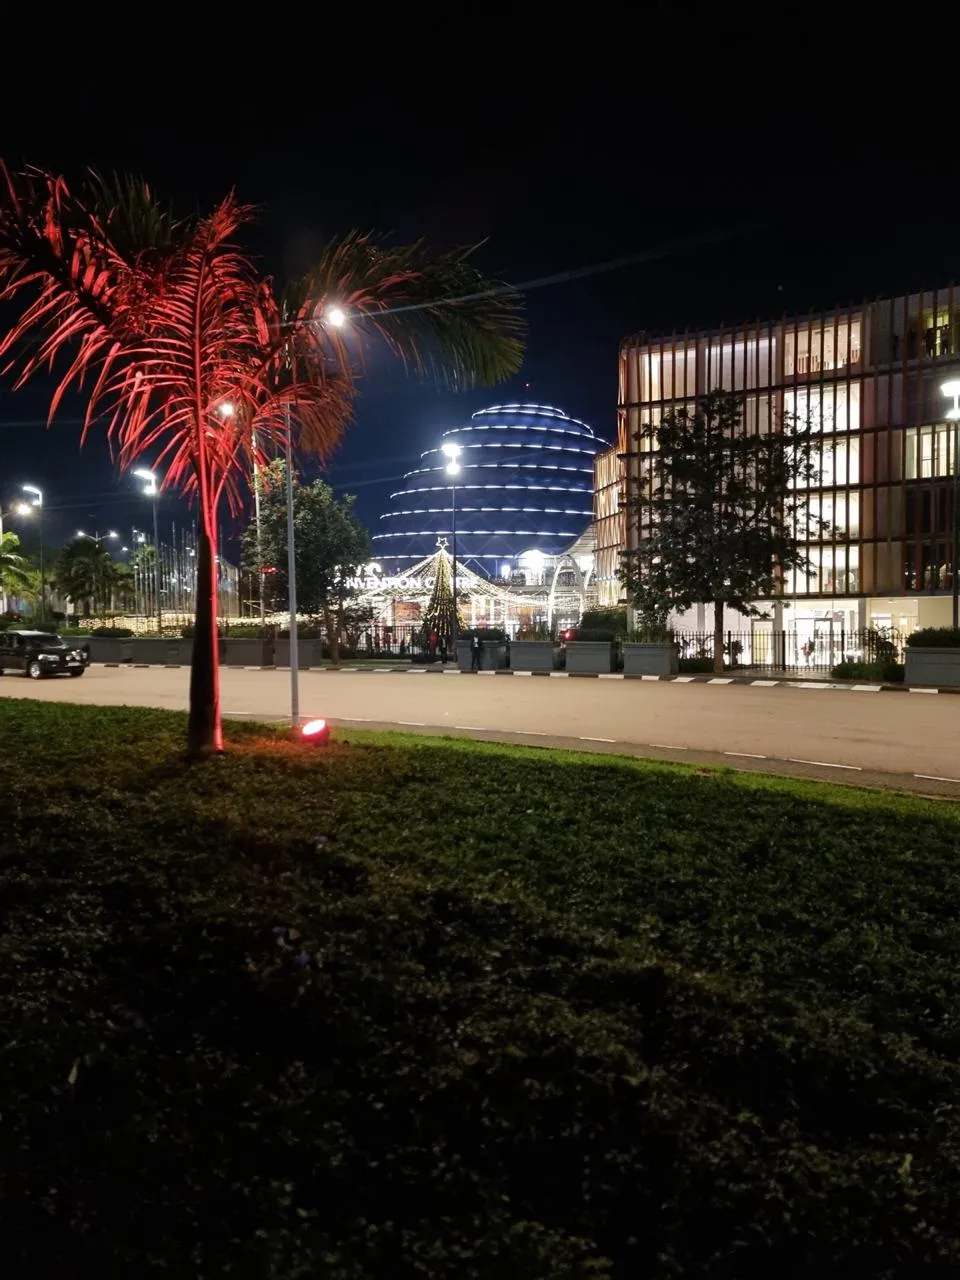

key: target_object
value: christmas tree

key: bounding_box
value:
[420,540,463,651]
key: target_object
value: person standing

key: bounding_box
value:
[470,633,483,671]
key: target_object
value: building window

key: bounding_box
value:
[784,320,861,376]
[784,383,860,434]
[904,425,955,479]
[786,545,860,595]
[795,437,860,489]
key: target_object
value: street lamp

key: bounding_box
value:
[133,468,162,634]
[941,380,960,628]
[326,306,346,328]
[441,441,462,644]
[21,485,44,623]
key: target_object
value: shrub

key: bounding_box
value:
[459,627,507,641]
[90,625,135,638]
[579,607,628,637]
[905,626,960,648]
[678,656,714,673]
[831,660,905,683]
[575,629,617,642]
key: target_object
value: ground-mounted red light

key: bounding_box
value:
[300,718,330,745]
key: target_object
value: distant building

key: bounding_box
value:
[595,290,960,642]
[373,403,603,577]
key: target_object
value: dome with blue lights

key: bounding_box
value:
[372,403,602,575]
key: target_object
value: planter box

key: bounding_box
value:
[223,637,274,667]
[905,646,960,688]
[623,642,678,677]
[565,641,613,674]
[274,639,321,668]
[456,639,508,671]
[509,640,556,672]
[83,637,127,664]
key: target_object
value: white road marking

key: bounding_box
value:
[397,720,426,727]
[512,670,533,676]
[851,684,882,692]
[407,668,427,673]
[724,751,767,759]
[599,672,624,679]
[454,725,489,731]
[751,679,778,687]
[640,675,660,682]
[793,681,832,690]
[515,729,547,735]
[549,671,569,677]
[673,676,695,683]
[914,773,960,784]
[788,757,861,770]
[336,716,373,722]
[909,687,938,694]
[708,678,734,685]
[580,735,616,743]
[649,743,687,750]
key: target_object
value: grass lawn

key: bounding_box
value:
[1,700,959,1277]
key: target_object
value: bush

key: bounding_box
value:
[831,660,905,683]
[575,629,617,642]
[678,656,715,673]
[459,627,507,641]
[905,626,960,648]
[90,625,135,638]
[579,607,628,637]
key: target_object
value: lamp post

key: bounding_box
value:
[283,302,346,727]
[21,485,44,622]
[441,442,462,643]
[134,469,162,633]
[941,380,960,628]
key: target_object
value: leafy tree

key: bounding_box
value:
[53,537,128,619]
[0,167,524,754]
[242,460,371,664]
[622,390,824,672]
[420,543,462,651]
[0,530,29,609]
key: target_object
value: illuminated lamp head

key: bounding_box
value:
[300,718,330,745]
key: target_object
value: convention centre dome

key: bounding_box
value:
[372,403,601,575]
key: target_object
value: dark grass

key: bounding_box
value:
[1,700,959,1278]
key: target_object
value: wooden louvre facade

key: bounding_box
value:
[598,290,960,626]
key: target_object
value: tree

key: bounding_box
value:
[622,390,824,672]
[53,536,127,618]
[420,542,462,651]
[242,460,371,664]
[0,166,524,753]
[0,530,29,610]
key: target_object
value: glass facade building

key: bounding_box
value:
[606,290,960,635]
[373,403,602,576]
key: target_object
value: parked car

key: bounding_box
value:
[0,630,89,679]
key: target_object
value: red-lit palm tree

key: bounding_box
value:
[0,167,524,753]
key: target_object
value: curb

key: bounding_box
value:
[83,663,958,695]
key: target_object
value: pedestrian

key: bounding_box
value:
[470,633,483,670]
[439,636,448,665]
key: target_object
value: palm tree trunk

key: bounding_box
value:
[713,599,725,674]
[187,518,223,755]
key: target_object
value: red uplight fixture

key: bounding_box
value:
[300,718,330,745]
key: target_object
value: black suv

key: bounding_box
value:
[0,630,89,679]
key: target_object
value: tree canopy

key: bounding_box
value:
[53,537,130,619]
[242,460,371,661]
[622,390,825,669]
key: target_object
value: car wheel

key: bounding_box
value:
[69,669,85,678]
[26,660,44,680]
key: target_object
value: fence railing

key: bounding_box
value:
[673,629,905,672]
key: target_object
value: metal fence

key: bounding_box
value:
[674,629,905,673]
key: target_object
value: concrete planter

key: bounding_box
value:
[83,637,127,664]
[456,639,508,671]
[274,639,321,668]
[566,641,613,674]
[223,637,274,667]
[509,640,556,672]
[623,641,678,676]
[905,646,960,687]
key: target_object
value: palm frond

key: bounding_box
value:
[298,232,525,390]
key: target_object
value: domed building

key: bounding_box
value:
[372,403,602,577]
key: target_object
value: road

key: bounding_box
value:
[2,665,959,796]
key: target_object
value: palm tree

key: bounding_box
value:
[53,536,125,618]
[0,530,29,610]
[0,167,524,753]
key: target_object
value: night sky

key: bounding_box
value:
[0,23,956,562]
